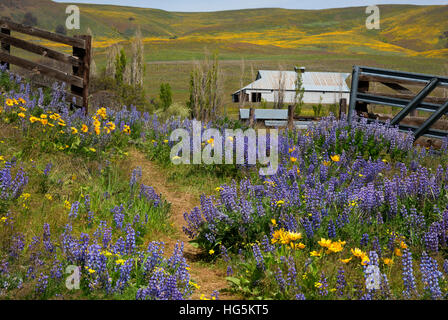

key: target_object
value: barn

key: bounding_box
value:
[232,67,350,105]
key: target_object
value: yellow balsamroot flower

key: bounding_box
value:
[64,200,71,210]
[297,168,300,175]
[40,119,48,126]
[89,148,96,152]
[19,107,27,112]
[290,157,297,163]
[5,99,14,106]
[351,248,365,258]
[93,119,101,128]
[102,251,113,257]
[330,155,341,162]
[323,161,331,167]
[207,138,214,145]
[45,194,53,201]
[18,112,26,118]
[71,127,78,134]
[123,125,131,135]
[400,241,408,249]
[295,242,306,250]
[340,257,352,264]
[81,124,89,133]
[276,200,285,207]
[394,248,402,257]
[94,126,101,135]
[58,120,66,127]
[29,116,40,123]
[189,281,200,290]
[200,294,210,301]
[314,282,323,289]
[383,258,393,266]
[310,250,321,257]
[209,249,215,255]
[215,187,223,192]
[288,147,295,153]
[105,122,116,131]
[287,232,302,242]
[96,107,107,119]
[88,269,96,274]
[40,114,47,119]
[327,240,346,254]
[318,238,332,248]
[116,259,125,265]
[361,254,370,266]
[18,98,26,104]
[271,229,289,245]
[271,219,277,226]
[0,155,5,161]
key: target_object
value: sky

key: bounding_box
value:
[54,0,448,12]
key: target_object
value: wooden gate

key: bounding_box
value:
[0,18,91,113]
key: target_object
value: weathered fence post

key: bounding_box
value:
[288,104,294,130]
[249,107,255,126]
[71,34,91,114]
[339,98,347,119]
[0,25,10,70]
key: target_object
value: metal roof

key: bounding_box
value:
[239,108,289,120]
[234,70,350,94]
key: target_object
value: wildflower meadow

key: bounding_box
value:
[1,63,448,301]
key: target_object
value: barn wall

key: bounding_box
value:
[248,90,350,104]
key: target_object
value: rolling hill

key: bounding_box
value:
[1,0,447,58]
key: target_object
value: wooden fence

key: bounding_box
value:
[0,18,91,113]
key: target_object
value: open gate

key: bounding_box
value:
[348,66,448,140]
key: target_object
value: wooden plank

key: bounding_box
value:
[0,19,86,49]
[0,51,83,87]
[0,33,81,66]
[0,27,10,69]
[381,82,412,94]
[71,35,91,112]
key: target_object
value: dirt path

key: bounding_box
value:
[128,149,238,300]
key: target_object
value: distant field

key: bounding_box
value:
[3,1,448,115]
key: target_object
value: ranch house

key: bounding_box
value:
[232,67,350,105]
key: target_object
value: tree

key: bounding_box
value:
[274,65,286,109]
[293,69,305,117]
[159,83,172,111]
[187,51,223,121]
[130,28,144,87]
[114,49,127,85]
[55,24,66,35]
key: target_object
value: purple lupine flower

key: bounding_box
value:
[35,273,49,294]
[43,162,52,176]
[336,267,346,297]
[420,252,443,299]
[69,201,80,219]
[401,249,418,299]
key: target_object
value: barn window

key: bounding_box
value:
[251,92,261,102]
